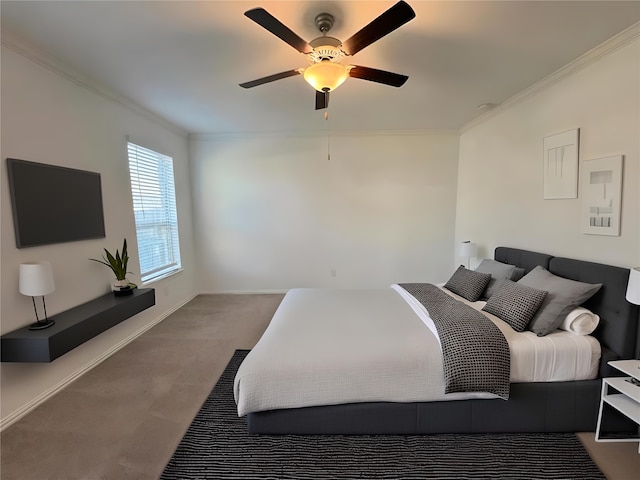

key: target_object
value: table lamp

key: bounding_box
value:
[459,241,477,269]
[19,261,56,330]
[626,267,640,305]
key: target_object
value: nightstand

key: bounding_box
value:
[595,359,640,453]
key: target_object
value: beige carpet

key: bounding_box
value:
[1,294,638,479]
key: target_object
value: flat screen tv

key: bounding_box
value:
[7,158,106,248]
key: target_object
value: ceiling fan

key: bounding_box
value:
[239,1,416,110]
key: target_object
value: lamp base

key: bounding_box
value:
[28,319,55,330]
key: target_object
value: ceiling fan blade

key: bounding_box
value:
[315,90,329,110]
[239,69,302,89]
[341,1,415,56]
[348,65,408,87]
[244,8,313,54]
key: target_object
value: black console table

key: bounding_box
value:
[1,288,155,362]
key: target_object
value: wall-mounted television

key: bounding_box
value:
[7,158,106,248]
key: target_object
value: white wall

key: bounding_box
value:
[456,38,640,268]
[0,46,197,426]
[191,132,460,291]
[4,14,636,432]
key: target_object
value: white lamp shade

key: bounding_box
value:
[458,241,478,258]
[626,267,640,305]
[19,262,55,296]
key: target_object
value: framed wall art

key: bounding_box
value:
[581,155,623,236]
[543,128,579,199]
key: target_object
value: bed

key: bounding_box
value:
[234,247,640,434]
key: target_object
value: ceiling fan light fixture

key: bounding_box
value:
[303,61,349,92]
[240,2,416,106]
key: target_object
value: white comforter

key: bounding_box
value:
[394,285,601,383]
[233,286,600,417]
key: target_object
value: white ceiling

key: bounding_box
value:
[2,1,639,135]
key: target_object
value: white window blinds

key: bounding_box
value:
[127,142,181,283]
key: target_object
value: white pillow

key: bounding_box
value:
[558,307,600,335]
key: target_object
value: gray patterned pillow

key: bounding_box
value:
[482,279,548,332]
[443,266,491,302]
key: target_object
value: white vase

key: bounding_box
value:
[112,278,129,291]
[112,278,134,296]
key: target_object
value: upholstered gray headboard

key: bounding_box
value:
[550,257,640,366]
[494,247,640,374]
[494,247,553,274]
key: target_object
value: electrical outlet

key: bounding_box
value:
[330,269,336,277]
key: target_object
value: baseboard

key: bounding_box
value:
[198,289,289,295]
[0,293,197,432]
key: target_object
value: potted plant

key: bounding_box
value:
[90,239,135,295]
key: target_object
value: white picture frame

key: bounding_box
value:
[581,155,623,236]
[543,128,579,199]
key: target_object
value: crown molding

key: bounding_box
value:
[1,26,188,138]
[190,129,460,141]
[461,22,640,133]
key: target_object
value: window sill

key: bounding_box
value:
[141,268,184,286]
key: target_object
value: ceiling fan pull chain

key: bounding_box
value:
[325,111,331,161]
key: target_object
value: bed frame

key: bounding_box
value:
[247,247,639,434]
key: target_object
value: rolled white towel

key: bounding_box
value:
[559,307,600,335]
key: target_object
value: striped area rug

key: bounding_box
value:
[161,350,604,480]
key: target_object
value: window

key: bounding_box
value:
[127,142,181,283]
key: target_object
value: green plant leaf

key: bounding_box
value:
[90,239,132,281]
[89,258,112,268]
[104,249,120,274]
